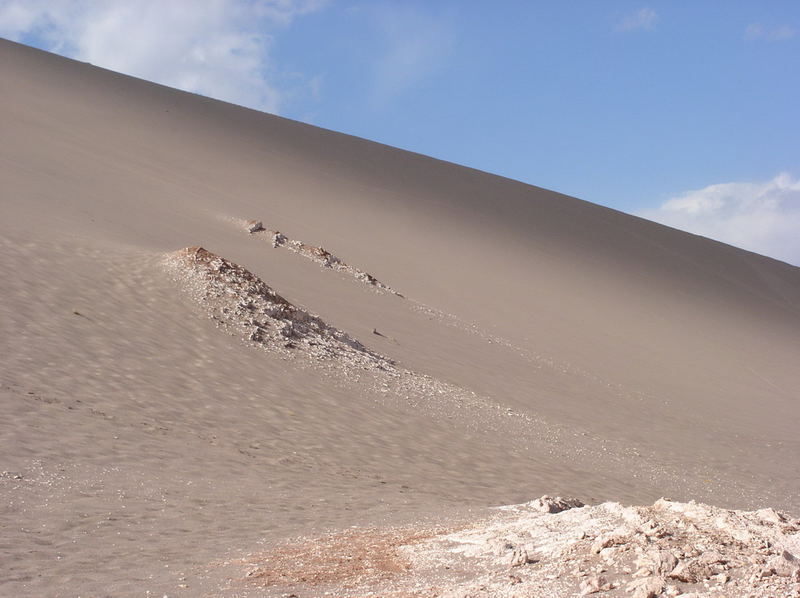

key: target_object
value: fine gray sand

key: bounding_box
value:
[1,39,799,597]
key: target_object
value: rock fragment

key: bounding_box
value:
[636,548,678,576]
[591,528,629,554]
[579,574,608,595]
[764,550,800,579]
[246,220,264,233]
[270,231,287,248]
[531,495,585,514]
[242,219,400,294]
[626,576,664,598]
[668,558,715,583]
[510,546,534,567]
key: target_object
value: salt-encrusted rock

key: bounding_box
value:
[626,576,664,598]
[765,550,800,578]
[756,508,789,526]
[698,549,727,565]
[579,574,608,595]
[591,528,629,553]
[509,546,533,567]
[636,548,678,576]
[669,558,715,583]
[531,495,585,514]
[242,492,800,597]
[246,220,264,233]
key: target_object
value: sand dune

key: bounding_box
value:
[1,38,799,597]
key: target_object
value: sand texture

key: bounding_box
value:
[1,39,799,597]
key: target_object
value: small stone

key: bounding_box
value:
[711,572,728,584]
[764,549,800,577]
[599,546,619,561]
[579,575,607,595]
[246,220,264,233]
[531,495,585,514]
[669,559,715,583]
[626,576,664,598]
[270,231,287,248]
[756,567,774,579]
[698,550,726,565]
[510,547,534,567]
[636,548,677,576]
[591,529,628,553]
[756,508,788,525]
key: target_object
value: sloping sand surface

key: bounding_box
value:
[1,39,799,596]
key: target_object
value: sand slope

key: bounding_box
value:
[1,39,799,597]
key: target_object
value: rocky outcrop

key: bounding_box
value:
[237,496,800,597]
[242,219,401,295]
[165,246,393,369]
[245,219,265,233]
[530,495,585,514]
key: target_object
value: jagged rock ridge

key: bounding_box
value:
[244,219,402,295]
[165,246,393,369]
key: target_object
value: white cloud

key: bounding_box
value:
[639,173,800,265]
[745,23,796,41]
[0,0,325,113]
[616,7,658,32]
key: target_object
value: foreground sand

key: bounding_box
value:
[1,39,799,597]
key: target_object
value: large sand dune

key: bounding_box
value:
[1,39,799,597]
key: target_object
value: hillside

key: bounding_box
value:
[1,39,798,597]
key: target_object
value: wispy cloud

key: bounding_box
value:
[744,23,796,42]
[616,7,658,32]
[365,4,456,104]
[638,173,800,265]
[0,0,326,113]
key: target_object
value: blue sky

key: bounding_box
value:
[2,1,799,264]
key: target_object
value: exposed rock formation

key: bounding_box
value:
[241,219,401,295]
[163,246,538,420]
[530,495,585,514]
[165,246,393,369]
[245,219,265,233]
[235,496,800,597]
